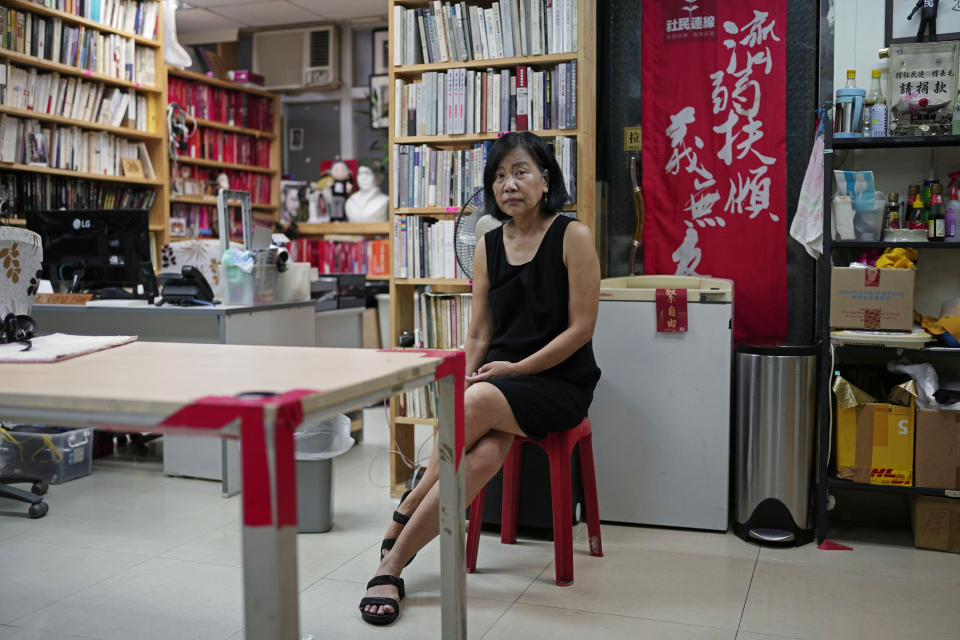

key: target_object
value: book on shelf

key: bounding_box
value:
[170,202,215,238]
[0,7,157,86]
[182,128,270,167]
[394,61,575,136]
[400,290,473,418]
[0,62,149,131]
[393,215,465,280]
[0,172,155,214]
[172,164,273,205]
[168,76,275,132]
[0,112,141,174]
[392,137,575,209]
[394,1,578,66]
[292,236,389,276]
[30,1,161,40]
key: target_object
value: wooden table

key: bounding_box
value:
[0,341,467,640]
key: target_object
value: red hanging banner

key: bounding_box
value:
[641,0,788,340]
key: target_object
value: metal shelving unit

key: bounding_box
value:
[814,1,960,543]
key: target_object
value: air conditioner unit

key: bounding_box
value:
[252,26,340,91]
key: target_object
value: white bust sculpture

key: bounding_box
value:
[345,166,389,223]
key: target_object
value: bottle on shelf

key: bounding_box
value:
[886,192,900,229]
[930,183,946,241]
[946,187,960,241]
[909,193,927,231]
[866,70,886,137]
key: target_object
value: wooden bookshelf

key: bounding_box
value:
[297,222,391,235]
[0,1,169,255]
[2,0,162,48]
[386,0,597,487]
[0,49,162,93]
[0,105,163,141]
[166,65,281,240]
[0,162,162,185]
[175,155,278,174]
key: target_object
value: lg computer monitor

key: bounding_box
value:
[26,209,152,293]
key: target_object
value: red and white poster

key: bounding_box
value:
[642,0,787,340]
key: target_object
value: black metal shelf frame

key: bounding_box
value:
[814,0,960,544]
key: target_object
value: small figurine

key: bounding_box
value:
[908,0,939,43]
[328,161,354,221]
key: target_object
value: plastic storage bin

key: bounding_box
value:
[0,426,93,483]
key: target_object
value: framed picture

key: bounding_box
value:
[373,28,389,75]
[289,127,304,151]
[885,0,960,45]
[370,74,390,130]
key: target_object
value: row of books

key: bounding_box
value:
[168,77,274,132]
[182,128,271,168]
[0,113,142,175]
[393,137,576,209]
[393,142,490,210]
[292,237,390,277]
[168,203,214,238]
[172,164,273,205]
[395,62,576,137]
[393,215,467,280]
[393,0,578,66]
[1,63,148,130]
[0,9,156,86]
[0,172,155,214]
[400,291,473,418]
[29,0,160,40]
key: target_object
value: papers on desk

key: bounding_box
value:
[85,299,152,308]
[0,333,137,363]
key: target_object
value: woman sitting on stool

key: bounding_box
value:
[359,131,602,626]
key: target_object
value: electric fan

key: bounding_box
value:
[454,188,502,279]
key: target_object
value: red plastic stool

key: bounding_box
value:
[465,418,602,586]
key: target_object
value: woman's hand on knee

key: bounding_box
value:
[466,361,519,384]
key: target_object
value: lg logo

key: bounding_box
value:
[72,219,91,230]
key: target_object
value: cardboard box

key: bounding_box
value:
[915,409,960,490]
[836,400,915,486]
[912,496,960,553]
[829,267,915,330]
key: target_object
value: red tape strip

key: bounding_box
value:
[157,390,316,527]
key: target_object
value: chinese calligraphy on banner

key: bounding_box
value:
[642,0,787,340]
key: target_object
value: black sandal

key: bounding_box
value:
[380,489,417,567]
[359,575,405,626]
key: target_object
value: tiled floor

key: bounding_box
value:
[1,408,958,640]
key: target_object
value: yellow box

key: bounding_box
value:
[836,400,915,486]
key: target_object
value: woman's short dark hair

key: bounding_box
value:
[482,132,568,221]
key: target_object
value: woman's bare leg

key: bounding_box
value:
[379,382,522,559]
[364,383,523,617]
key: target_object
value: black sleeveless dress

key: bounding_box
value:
[482,214,601,440]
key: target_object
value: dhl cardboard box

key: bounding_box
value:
[836,400,915,486]
[912,496,960,553]
[915,409,960,490]
[829,267,915,330]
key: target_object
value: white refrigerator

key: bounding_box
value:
[590,275,733,531]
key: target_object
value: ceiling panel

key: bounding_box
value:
[207,1,329,26]
[175,8,248,32]
[289,0,387,20]
[177,0,387,32]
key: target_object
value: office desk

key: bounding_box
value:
[0,342,467,640]
[33,300,318,490]
[32,301,317,346]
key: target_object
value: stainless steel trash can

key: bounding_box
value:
[734,340,818,545]
[297,458,333,533]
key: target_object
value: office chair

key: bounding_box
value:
[0,473,49,518]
